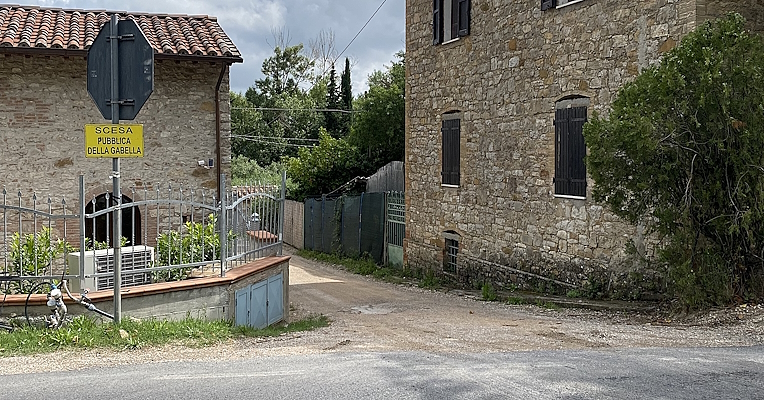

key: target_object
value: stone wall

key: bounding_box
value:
[0,54,231,208]
[404,0,737,297]
[698,0,764,33]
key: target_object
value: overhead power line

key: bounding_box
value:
[335,0,389,62]
[234,134,319,142]
[231,135,317,148]
[232,106,357,114]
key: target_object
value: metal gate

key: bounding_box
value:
[385,192,405,268]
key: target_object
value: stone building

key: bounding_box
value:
[404,0,764,296]
[0,5,241,245]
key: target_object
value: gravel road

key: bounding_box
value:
[1,250,762,375]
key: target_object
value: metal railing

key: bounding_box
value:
[1,173,285,294]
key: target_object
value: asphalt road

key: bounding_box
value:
[2,252,762,398]
[2,346,763,399]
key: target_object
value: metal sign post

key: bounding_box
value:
[109,15,122,324]
[87,14,153,323]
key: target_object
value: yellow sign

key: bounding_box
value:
[85,124,144,158]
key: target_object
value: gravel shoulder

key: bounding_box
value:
[1,251,762,375]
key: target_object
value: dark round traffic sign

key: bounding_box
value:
[87,19,154,121]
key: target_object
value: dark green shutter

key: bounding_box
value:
[433,0,443,45]
[442,119,460,185]
[457,0,470,37]
[554,106,587,197]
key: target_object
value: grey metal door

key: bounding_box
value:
[249,280,268,329]
[234,272,285,329]
[267,273,284,325]
[234,287,249,327]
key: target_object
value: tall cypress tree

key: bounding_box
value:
[339,58,353,137]
[325,64,341,137]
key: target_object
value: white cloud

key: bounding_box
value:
[25,0,405,95]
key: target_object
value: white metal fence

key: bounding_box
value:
[0,174,285,294]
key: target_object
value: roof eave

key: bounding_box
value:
[0,47,243,63]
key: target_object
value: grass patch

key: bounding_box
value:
[481,283,497,301]
[506,296,526,305]
[298,250,378,276]
[535,300,561,310]
[0,315,329,357]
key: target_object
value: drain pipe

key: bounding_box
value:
[215,63,229,201]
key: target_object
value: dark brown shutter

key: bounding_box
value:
[541,0,556,11]
[457,0,470,37]
[554,106,587,197]
[433,0,443,45]
[442,118,461,185]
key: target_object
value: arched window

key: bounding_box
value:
[84,193,142,248]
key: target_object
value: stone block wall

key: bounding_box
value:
[404,0,744,297]
[0,54,231,208]
[698,0,764,33]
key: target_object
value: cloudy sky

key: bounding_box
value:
[30,0,405,95]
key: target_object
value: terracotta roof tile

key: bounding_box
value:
[0,4,242,61]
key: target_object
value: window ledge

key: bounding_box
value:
[556,0,586,9]
[442,37,460,45]
[554,194,586,200]
[441,184,460,188]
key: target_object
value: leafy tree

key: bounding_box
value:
[248,44,314,102]
[286,129,370,200]
[233,44,325,165]
[231,155,297,194]
[349,51,405,169]
[584,14,764,307]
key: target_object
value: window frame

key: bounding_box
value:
[443,232,460,274]
[433,0,470,45]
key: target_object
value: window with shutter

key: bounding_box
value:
[554,103,587,198]
[541,0,556,11]
[432,0,470,45]
[441,116,461,186]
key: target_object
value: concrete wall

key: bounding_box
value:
[404,0,760,296]
[3,256,290,324]
[284,200,304,249]
[0,54,231,204]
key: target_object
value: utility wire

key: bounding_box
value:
[335,0,389,62]
[231,135,317,148]
[233,133,319,142]
[232,106,357,114]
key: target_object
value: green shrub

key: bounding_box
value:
[584,13,764,308]
[481,282,497,301]
[155,214,222,281]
